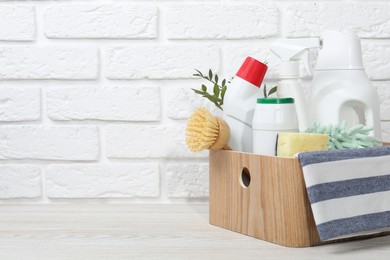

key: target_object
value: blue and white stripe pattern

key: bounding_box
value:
[298,146,390,241]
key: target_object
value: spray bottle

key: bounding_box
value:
[270,39,320,132]
[309,30,382,138]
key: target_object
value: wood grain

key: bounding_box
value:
[0,203,390,260]
[209,150,232,229]
[0,204,389,260]
[209,143,390,247]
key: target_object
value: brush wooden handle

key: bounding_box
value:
[209,117,231,151]
[223,145,232,150]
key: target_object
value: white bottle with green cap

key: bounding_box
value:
[252,97,298,156]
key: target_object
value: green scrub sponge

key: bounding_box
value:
[306,121,382,150]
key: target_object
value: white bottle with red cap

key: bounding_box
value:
[223,57,268,152]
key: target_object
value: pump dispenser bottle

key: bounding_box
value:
[309,30,382,138]
[223,57,267,152]
[270,38,320,132]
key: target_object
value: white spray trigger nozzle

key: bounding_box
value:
[294,50,312,76]
[270,38,320,77]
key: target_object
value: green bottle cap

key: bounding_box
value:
[257,97,295,104]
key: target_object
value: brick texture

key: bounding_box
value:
[47,86,160,121]
[44,5,157,39]
[0,126,98,160]
[0,87,40,122]
[286,2,390,38]
[105,45,219,79]
[165,4,278,39]
[166,163,209,198]
[106,125,207,158]
[0,46,98,79]
[0,6,35,41]
[46,164,159,198]
[0,165,41,199]
[362,43,390,80]
[166,83,222,120]
[374,82,390,121]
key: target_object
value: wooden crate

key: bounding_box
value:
[209,145,390,247]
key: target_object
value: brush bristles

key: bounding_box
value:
[186,107,220,152]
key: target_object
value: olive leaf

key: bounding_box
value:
[268,86,277,97]
[263,84,278,98]
[213,84,220,97]
[192,69,229,111]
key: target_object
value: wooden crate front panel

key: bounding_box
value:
[209,150,321,247]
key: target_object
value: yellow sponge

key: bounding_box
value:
[277,133,329,157]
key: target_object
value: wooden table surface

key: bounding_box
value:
[0,204,389,260]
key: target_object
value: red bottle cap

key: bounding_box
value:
[235,57,268,87]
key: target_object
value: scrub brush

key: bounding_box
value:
[186,107,231,152]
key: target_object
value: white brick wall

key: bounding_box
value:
[0,165,41,198]
[44,5,158,39]
[0,46,98,79]
[165,4,279,39]
[375,82,390,120]
[0,126,99,160]
[0,0,390,203]
[166,83,222,120]
[166,164,209,198]
[0,6,35,41]
[46,164,159,198]
[47,86,161,121]
[362,43,390,80]
[286,2,390,38]
[0,87,40,121]
[106,124,208,158]
[105,45,220,79]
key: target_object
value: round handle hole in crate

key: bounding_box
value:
[240,167,251,188]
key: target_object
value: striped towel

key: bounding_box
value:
[298,146,390,241]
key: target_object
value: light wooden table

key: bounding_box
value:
[0,204,389,260]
